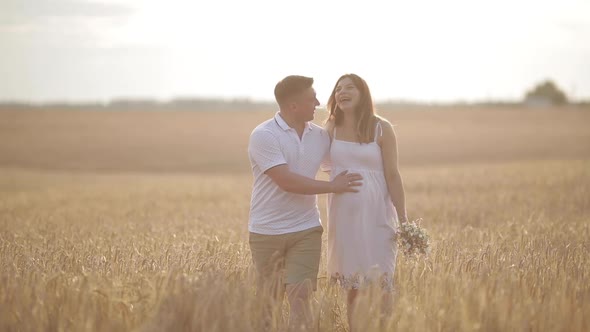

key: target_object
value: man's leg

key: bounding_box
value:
[286,280,313,331]
[284,226,323,331]
[249,232,286,328]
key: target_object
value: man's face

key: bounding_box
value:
[293,87,320,122]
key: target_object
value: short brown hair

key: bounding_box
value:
[274,75,314,106]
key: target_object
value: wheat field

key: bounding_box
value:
[1,106,589,331]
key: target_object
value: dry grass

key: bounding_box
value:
[0,107,589,331]
[1,106,589,172]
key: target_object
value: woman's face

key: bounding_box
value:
[334,77,360,114]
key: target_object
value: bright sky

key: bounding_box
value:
[1,0,589,103]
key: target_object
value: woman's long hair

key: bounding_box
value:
[326,73,377,143]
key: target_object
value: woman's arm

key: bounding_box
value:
[321,119,336,174]
[379,120,408,222]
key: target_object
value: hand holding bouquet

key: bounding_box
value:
[397,218,430,257]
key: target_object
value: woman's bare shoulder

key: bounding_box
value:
[325,117,335,127]
[374,116,398,147]
[375,116,395,132]
[375,115,392,127]
[324,118,336,137]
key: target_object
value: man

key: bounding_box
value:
[248,75,362,330]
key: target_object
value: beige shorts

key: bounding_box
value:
[249,226,323,291]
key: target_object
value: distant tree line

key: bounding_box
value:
[378,80,586,109]
[1,80,588,111]
[0,98,276,112]
[523,80,568,106]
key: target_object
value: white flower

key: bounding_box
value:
[396,218,430,257]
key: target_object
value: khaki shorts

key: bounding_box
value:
[249,226,323,291]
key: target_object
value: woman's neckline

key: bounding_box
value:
[333,138,378,145]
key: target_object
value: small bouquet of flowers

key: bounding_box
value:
[397,218,430,257]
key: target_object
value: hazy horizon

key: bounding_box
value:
[2,0,589,103]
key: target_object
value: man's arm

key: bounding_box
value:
[265,165,361,195]
[249,128,362,195]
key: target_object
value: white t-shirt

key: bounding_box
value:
[248,112,331,235]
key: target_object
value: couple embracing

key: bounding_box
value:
[248,74,408,331]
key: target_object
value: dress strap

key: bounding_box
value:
[373,121,383,142]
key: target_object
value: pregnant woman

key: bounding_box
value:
[324,73,409,330]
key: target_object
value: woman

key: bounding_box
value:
[324,73,408,329]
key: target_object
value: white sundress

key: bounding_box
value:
[327,121,399,291]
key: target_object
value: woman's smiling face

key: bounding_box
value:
[335,77,360,113]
